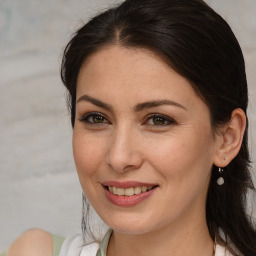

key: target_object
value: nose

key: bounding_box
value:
[106,126,143,173]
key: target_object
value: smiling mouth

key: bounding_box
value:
[105,185,157,196]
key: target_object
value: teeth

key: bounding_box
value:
[142,186,147,192]
[117,188,124,196]
[134,186,142,194]
[108,185,154,196]
[124,187,134,196]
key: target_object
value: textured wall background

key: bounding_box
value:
[0,0,255,252]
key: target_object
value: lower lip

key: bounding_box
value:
[103,186,157,207]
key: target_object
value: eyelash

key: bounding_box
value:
[144,114,176,126]
[78,112,110,125]
[78,112,176,127]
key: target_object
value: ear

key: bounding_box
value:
[213,108,246,167]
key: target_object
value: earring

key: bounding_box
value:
[217,167,224,185]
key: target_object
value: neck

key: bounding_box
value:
[107,211,214,256]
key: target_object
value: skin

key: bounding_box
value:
[73,45,231,256]
[7,45,246,256]
[7,229,53,256]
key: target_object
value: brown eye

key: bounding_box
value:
[91,115,105,123]
[146,114,175,126]
[152,116,167,125]
[79,112,109,124]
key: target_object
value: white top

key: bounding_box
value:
[59,229,235,256]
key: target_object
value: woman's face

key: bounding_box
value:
[73,45,220,235]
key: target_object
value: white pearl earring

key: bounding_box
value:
[217,167,224,185]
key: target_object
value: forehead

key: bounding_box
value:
[76,45,206,111]
[79,45,170,82]
[79,46,184,87]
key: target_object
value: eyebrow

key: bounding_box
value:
[77,95,113,111]
[134,100,187,112]
[77,94,187,112]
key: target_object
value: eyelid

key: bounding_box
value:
[143,113,176,126]
[78,112,111,124]
[78,112,175,127]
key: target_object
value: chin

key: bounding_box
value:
[102,214,159,235]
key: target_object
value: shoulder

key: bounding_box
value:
[7,228,53,256]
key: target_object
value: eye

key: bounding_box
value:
[79,112,110,124]
[145,114,175,126]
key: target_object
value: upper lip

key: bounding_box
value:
[102,181,158,188]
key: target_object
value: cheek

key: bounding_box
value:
[146,129,214,183]
[145,133,214,221]
[72,130,105,179]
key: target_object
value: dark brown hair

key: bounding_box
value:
[61,0,256,255]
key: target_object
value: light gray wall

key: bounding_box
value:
[0,0,255,252]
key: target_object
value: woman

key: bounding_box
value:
[6,0,256,255]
